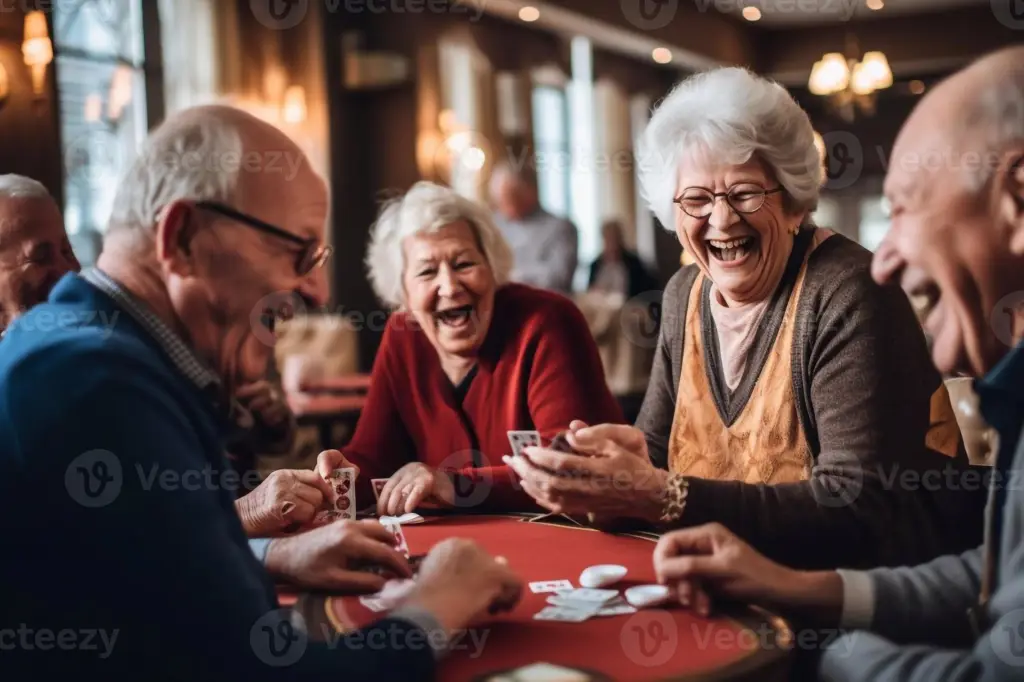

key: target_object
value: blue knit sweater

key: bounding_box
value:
[0,274,434,682]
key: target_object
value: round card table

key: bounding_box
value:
[292,514,793,682]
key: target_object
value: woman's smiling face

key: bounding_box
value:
[675,156,806,306]
[401,220,496,359]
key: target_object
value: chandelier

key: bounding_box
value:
[808,39,892,122]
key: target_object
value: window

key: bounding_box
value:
[54,0,151,265]
[858,194,890,252]
[531,85,570,218]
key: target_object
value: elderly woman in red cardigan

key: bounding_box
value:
[323,181,623,515]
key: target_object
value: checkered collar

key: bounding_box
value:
[82,268,253,429]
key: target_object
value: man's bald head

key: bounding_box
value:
[874,47,1024,377]
[99,104,330,391]
[0,175,79,328]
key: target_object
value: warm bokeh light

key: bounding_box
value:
[652,47,672,64]
[909,80,926,95]
[519,6,540,22]
[808,53,850,95]
[22,10,53,96]
[462,146,486,171]
[742,6,762,21]
[282,85,308,124]
[867,0,884,10]
[439,109,459,134]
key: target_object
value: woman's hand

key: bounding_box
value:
[315,449,360,480]
[504,423,669,521]
[378,462,456,516]
[235,468,334,537]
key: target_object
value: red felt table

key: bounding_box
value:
[292,515,792,681]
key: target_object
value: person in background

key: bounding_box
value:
[588,219,659,299]
[652,46,1024,682]
[508,66,976,570]
[320,181,623,516]
[0,174,80,333]
[0,106,521,681]
[490,161,578,294]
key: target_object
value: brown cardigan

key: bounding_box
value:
[636,233,985,569]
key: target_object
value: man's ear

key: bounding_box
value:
[999,149,1024,256]
[155,201,197,275]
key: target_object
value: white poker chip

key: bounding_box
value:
[624,584,672,609]
[578,564,628,589]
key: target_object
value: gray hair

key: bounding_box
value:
[106,107,245,241]
[637,67,821,230]
[962,60,1024,191]
[0,175,52,201]
[366,181,513,309]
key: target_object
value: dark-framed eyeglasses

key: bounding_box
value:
[195,200,333,276]
[673,184,784,219]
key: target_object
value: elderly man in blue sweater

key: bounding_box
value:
[0,106,521,681]
[648,46,1024,682]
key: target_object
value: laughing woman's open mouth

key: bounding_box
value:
[434,304,475,331]
[707,235,759,264]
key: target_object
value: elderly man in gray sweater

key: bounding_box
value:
[650,46,1024,682]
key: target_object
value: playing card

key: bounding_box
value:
[595,603,638,617]
[504,662,592,682]
[553,587,619,603]
[358,595,389,613]
[379,512,425,525]
[508,430,541,457]
[545,595,604,613]
[528,579,574,594]
[533,606,593,623]
[327,468,356,520]
[371,478,389,502]
[381,518,410,558]
[547,431,575,454]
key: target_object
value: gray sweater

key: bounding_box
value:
[636,233,983,568]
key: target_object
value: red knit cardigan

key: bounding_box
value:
[343,283,625,511]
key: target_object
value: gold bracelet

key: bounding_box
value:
[659,473,689,525]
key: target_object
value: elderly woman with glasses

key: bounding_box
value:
[321,181,623,515]
[506,68,977,569]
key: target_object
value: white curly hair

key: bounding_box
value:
[365,181,514,309]
[637,67,822,230]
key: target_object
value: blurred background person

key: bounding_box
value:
[490,161,578,294]
[0,175,80,334]
[587,218,659,299]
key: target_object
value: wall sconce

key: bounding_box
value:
[0,62,9,105]
[22,11,53,97]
